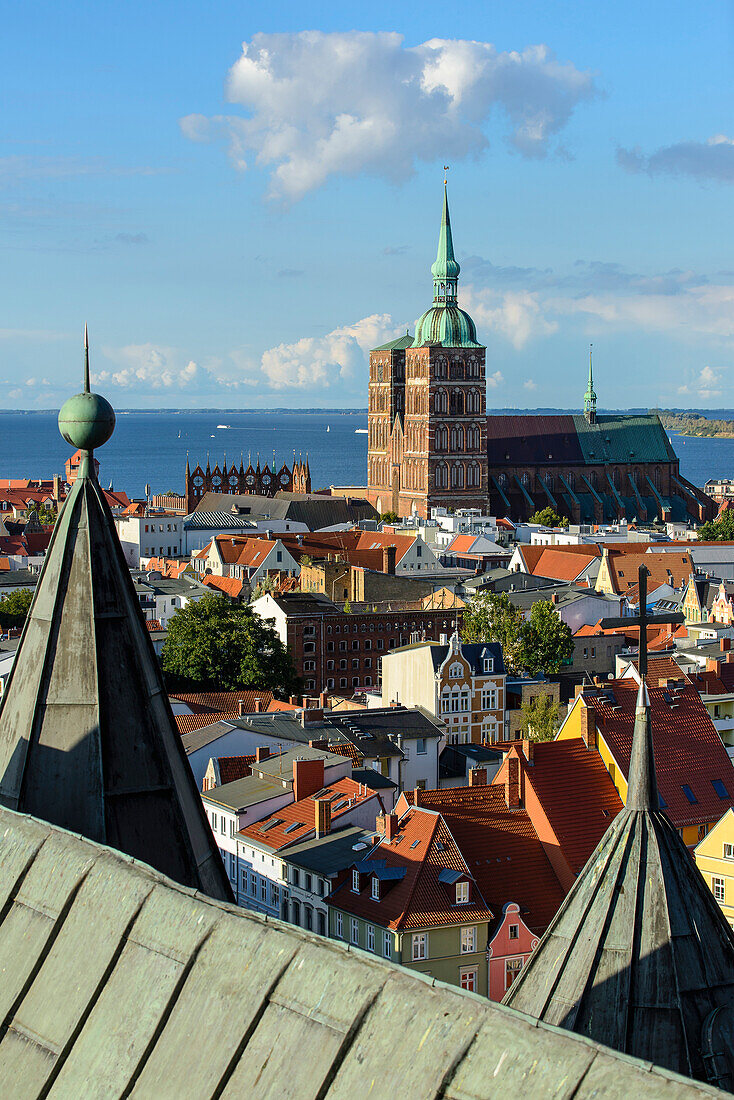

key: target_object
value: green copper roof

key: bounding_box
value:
[573,413,677,464]
[412,184,482,349]
[583,345,597,415]
[372,333,415,352]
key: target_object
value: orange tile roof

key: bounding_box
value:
[518,544,601,582]
[446,534,477,554]
[512,739,623,876]
[413,787,566,934]
[0,558,9,571]
[240,777,381,852]
[330,805,493,932]
[145,619,163,632]
[583,678,734,828]
[605,550,693,595]
[170,689,273,714]
[267,699,302,712]
[175,712,236,735]
[202,574,244,598]
[686,662,734,698]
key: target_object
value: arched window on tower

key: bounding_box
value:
[435,389,447,415]
[436,461,448,489]
[451,463,465,489]
[468,461,481,488]
[436,425,448,451]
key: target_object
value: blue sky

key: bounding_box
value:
[2,1,734,409]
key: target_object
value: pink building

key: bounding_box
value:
[710,582,734,626]
[487,902,539,1002]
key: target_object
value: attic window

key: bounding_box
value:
[284,821,305,834]
[712,779,730,800]
[455,881,469,905]
[618,570,624,578]
[410,839,420,849]
[259,818,285,833]
[681,784,698,805]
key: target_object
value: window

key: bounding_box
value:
[367,923,375,952]
[318,911,326,936]
[371,877,380,900]
[250,873,257,897]
[383,931,392,959]
[449,662,463,680]
[460,968,477,993]
[714,877,726,903]
[352,869,360,893]
[241,869,248,893]
[260,878,267,902]
[724,843,734,860]
[304,873,312,891]
[271,883,280,908]
[460,926,476,953]
[508,924,519,940]
[681,784,699,805]
[335,912,343,938]
[505,958,523,990]
[415,737,427,755]
[412,932,427,961]
[456,881,469,905]
[482,657,493,673]
[291,900,301,926]
[713,779,730,799]
[351,918,360,945]
[220,817,226,835]
[481,688,497,711]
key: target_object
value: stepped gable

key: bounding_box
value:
[0,335,232,902]
[504,678,734,1088]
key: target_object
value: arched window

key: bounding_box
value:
[498,473,508,489]
[468,461,481,488]
[567,471,575,489]
[436,461,448,489]
[449,662,463,679]
[450,390,464,416]
[451,463,465,489]
[521,472,530,488]
[435,389,447,415]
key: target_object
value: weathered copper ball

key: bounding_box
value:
[58,391,116,451]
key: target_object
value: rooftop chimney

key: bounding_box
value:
[293,757,325,802]
[319,691,329,709]
[580,703,596,751]
[300,707,324,727]
[382,545,397,575]
[522,739,534,764]
[253,698,262,714]
[504,755,521,810]
[468,767,487,786]
[255,746,270,763]
[314,796,332,838]
[722,637,732,653]
[383,812,398,841]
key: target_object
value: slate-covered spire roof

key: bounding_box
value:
[412,183,482,350]
[584,343,597,421]
[0,334,232,903]
[503,676,734,1088]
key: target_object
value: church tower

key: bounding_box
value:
[367,184,488,518]
[584,344,597,424]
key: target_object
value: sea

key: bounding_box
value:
[1,409,732,500]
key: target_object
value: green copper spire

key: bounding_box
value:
[412,180,482,349]
[584,343,597,423]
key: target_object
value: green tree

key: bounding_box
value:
[519,600,574,675]
[379,511,399,525]
[161,593,299,695]
[343,598,352,614]
[0,588,34,627]
[528,506,569,529]
[461,591,526,673]
[699,510,734,542]
[518,694,560,742]
[37,506,57,526]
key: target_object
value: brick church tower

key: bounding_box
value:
[367,185,488,519]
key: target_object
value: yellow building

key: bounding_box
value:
[695,808,734,928]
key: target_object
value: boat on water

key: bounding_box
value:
[216,424,232,429]
[354,428,368,434]
[326,425,330,432]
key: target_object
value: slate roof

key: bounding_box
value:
[183,511,258,530]
[283,824,377,875]
[202,774,290,812]
[0,808,715,1100]
[413,786,566,935]
[0,445,231,903]
[583,679,734,827]
[194,492,376,529]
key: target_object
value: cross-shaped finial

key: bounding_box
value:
[601,564,684,679]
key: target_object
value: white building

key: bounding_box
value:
[182,511,309,556]
[116,514,184,568]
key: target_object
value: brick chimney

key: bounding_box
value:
[320,692,329,708]
[706,658,723,674]
[253,698,262,714]
[383,812,398,841]
[580,703,596,750]
[522,738,534,764]
[504,756,521,810]
[314,797,332,838]
[255,746,271,763]
[468,766,487,786]
[551,592,558,605]
[382,545,397,575]
[722,637,732,653]
[300,707,324,727]
[293,757,325,802]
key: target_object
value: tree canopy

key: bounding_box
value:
[528,507,569,529]
[699,509,734,542]
[518,693,561,742]
[462,591,573,676]
[0,588,34,628]
[520,599,574,675]
[462,591,526,673]
[161,593,299,695]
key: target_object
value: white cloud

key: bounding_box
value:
[523,378,538,390]
[677,364,726,400]
[260,313,402,388]
[181,31,596,200]
[463,287,558,348]
[551,282,734,341]
[617,135,734,183]
[486,370,504,388]
[94,344,213,390]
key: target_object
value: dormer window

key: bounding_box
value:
[449,662,463,680]
[456,881,469,905]
[371,877,380,901]
[483,657,493,673]
[352,869,360,893]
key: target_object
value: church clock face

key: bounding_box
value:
[212,475,221,487]
[280,472,289,485]
[262,473,271,486]
[229,474,238,487]
[246,474,255,487]
[193,475,204,487]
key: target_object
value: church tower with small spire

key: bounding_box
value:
[584,344,597,424]
[367,183,488,518]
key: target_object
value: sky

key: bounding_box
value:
[2,0,734,410]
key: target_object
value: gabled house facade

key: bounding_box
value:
[487,902,540,1002]
[694,807,734,929]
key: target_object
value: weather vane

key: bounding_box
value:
[443,164,450,184]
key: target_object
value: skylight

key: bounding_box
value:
[712,779,730,800]
[259,818,285,833]
[681,784,698,805]
[410,839,420,849]
[284,821,305,834]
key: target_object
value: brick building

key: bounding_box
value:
[251,591,463,695]
[185,453,311,513]
[366,185,488,519]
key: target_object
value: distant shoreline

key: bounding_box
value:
[5,406,734,417]
[657,411,734,440]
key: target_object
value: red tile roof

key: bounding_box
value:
[216,755,256,785]
[330,804,493,931]
[202,574,244,598]
[517,544,601,582]
[412,787,565,934]
[307,738,365,766]
[514,739,623,876]
[605,550,693,596]
[170,689,273,714]
[175,713,234,735]
[688,662,734,698]
[240,776,382,852]
[145,619,163,632]
[583,678,734,827]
